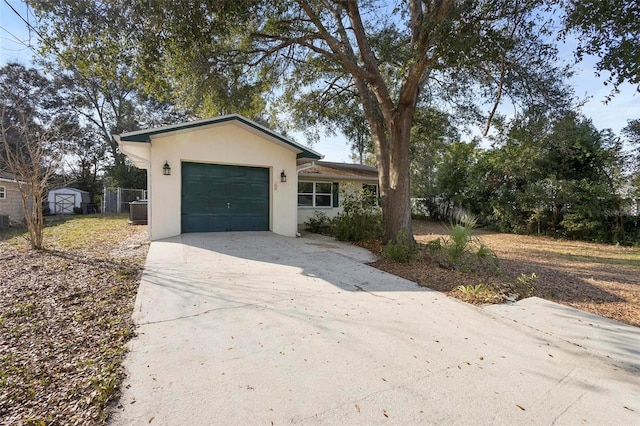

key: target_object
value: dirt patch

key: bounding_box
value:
[0,216,148,425]
[367,220,640,328]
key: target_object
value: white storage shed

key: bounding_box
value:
[48,187,91,214]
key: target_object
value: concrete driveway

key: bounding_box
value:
[110,232,640,425]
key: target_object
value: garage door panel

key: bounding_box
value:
[210,182,228,196]
[182,162,269,233]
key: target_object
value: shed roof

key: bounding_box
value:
[49,187,90,194]
[298,161,378,181]
[116,114,322,160]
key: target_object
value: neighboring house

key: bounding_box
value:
[297,161,379,225]
[115,114,322,240]
[47,187,91,214]
[0,170,28,225]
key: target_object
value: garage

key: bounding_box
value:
[115,114,322,240]
[182,162,269,232]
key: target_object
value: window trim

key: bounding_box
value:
[0,186,5,200]
[298,181,334,208]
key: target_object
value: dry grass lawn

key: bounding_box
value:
[0,215,148,425]
[369,220,640,328]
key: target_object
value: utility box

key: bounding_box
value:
[129,200,148,225]
[0,214,9,230]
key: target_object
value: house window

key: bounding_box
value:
[362,183,379,206]
[0,186,5,200]
[298,182,333,207]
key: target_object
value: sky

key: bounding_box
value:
[1,0,638,163]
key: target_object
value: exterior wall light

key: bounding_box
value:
[280,170,287,182]
[163,161,171,176]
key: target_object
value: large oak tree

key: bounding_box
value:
[126,0,570,243]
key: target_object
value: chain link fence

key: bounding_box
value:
[102,187,147,215]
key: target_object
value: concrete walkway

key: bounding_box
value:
[109,232,640,425]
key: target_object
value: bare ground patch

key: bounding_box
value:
[0,216,148,425]
[367,220,640,328]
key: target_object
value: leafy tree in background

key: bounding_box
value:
[121,0,570,243]
[63,126,107,197]
[409,107,459,205]
[29,0,191,190]
[623,119,640,146]
[435,141,480,214]
[462,110,629,241]
[623,119,640,194]
[561,0,639,96]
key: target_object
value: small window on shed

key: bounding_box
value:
[0,186,5,200]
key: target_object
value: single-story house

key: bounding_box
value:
[47,187,91,214]
[115,115,381,240]
[0,170,29,225]
[297,161,379,225]
[115,114,323,240]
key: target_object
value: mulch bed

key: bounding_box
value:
[364,220,640,328]
[0,218,148,425]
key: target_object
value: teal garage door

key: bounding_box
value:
[181,162,269,233]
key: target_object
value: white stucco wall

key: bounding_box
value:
[147,123,299,240]
[297,180,377,225]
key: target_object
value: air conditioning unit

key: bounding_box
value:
[0,215,9,230]
[128,200,148,225]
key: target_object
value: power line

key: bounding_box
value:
[0,23,36,59]
[2,0,60,58]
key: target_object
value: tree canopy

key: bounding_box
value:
[29,0,192,190]
[115,0,571,242]
[24,0,638,243]
[562,0,640,95]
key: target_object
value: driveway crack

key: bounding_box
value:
[354,284,395,300]
[137,302,264,325]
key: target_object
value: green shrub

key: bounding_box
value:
[304,211,331,234]
[430,214,498,270]
[384,228,419,262]
[515,272,537,297]
[332,190,382,241]
[426,238,443,252]
[445,219,475,264]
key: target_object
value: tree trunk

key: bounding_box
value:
[381,112,414,244]
[354,78,417,245]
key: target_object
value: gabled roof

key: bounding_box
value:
[116,114,322,160]
[0,170,26,184]
[49,187,90,194]
[298,161,378,181]
[0,170,15,180]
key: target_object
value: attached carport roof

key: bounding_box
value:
[116,114,322,161]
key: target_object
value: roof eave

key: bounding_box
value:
[116,114,323,160]
[298,173,378,182]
